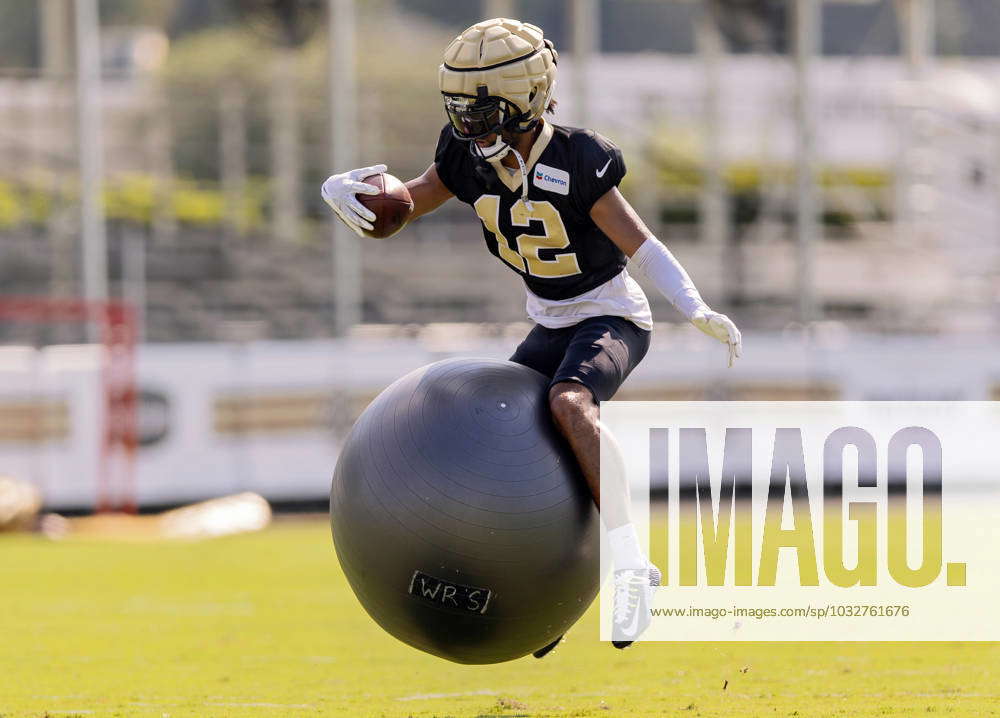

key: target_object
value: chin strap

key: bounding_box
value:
[509,147,532,210]
[473,135,510,162]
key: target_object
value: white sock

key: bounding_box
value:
[607,523,647,570]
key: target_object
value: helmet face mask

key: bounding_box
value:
[443,92,527,161]
[443,94,509,142]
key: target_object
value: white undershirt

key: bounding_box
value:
[525,268,653,331]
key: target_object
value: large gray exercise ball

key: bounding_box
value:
[330,358,600,664]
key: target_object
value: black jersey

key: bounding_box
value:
[434,122,628,301]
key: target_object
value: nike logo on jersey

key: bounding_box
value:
[595,158,612,178]
[532,163,570,195]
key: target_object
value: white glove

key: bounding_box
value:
[690,309,742,367]
[320,164,387,236]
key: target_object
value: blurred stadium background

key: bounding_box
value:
[1,0,999,512]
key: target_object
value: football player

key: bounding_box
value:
[322,18,741,652]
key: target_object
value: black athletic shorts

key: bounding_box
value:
[509,316,651,402]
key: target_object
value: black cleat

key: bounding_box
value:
[532,634,564,659]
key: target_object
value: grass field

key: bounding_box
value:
[1,519,998,718]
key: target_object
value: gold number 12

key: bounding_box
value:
[473,195,582,279]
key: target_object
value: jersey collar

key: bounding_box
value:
[488,120,554,194]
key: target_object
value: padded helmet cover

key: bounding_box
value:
[439,18,558,133]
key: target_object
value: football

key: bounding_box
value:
[358,172,413,239]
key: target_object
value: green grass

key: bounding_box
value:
[0,520,998,717]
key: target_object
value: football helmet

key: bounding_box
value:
[439,18,558,162]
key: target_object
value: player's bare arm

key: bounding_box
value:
[590,187,743,366]
[588,186,653,256]
[404,163,453,221]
